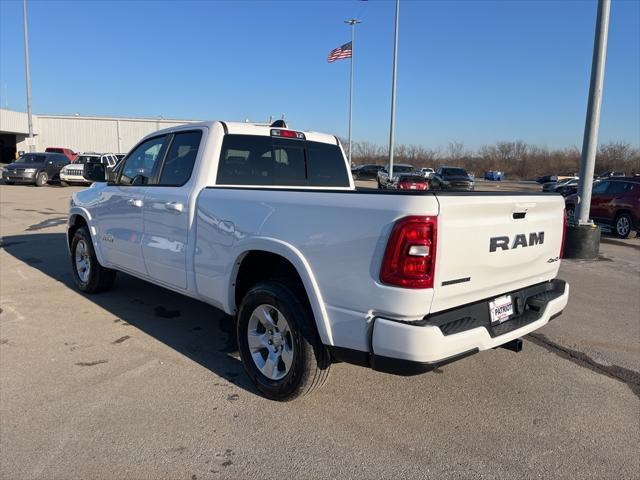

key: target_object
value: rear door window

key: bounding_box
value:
[607,182,632,195]
[158,131,203,186]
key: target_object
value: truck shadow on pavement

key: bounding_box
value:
[1,232,258,395]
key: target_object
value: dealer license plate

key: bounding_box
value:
[489,295,513,325]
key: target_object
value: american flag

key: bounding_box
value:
[327,42,352,63]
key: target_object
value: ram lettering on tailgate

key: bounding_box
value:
[489,232,544,252]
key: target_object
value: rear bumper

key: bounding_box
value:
[331,279,569,375]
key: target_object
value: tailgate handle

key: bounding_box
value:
[513,211,527,220]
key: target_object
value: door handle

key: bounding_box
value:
[219,220,235,233]
[127,198,144,208]
[164,201,184,213]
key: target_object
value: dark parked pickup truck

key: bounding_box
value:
[429,166,474,191]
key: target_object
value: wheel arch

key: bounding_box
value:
[228,239,333,346]
[67,208,108,266]
[614,208,633,220]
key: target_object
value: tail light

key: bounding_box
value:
[380,216,437,289]
[560,208,567,258]
[399,181,428,191]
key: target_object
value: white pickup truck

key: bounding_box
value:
[68,121,569,400]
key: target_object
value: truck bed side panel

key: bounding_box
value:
[194,188,439,350]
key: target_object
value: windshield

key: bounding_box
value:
[442,167,468,176]
[16,154,45,164]
[76,155,100,164]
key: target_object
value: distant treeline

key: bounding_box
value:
[344,140,640,179]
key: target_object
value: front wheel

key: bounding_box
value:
[236,281,330,401]
[35,171,48,186]
[71,226,116,293]
[614,213,633,239]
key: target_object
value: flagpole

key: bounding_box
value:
[388,0,399,179]
[344,18,360,166]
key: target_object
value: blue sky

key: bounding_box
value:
[0,0,638,149]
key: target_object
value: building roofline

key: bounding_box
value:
[1,107,201,124]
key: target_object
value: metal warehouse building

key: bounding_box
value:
[0,108,200,163]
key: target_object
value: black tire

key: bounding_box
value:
[236,281,330,401]
[35,171,48,187]
[70,226,116,293]
[614,212,633,239]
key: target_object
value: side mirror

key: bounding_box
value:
[106,169,118,183]
[83,163,107,182]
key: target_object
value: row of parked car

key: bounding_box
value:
[351,163,475,191]
[1,150,124,187]
[540,170,633,197]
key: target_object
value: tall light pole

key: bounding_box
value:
[22,0,34,152]
[565,0,611,259]
[344,18,360,165]
[576,0,611,225]
[388,0,399,179]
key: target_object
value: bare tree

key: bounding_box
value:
[347,137,638,180]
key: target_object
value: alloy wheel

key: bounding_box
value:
[75,239,91,283]
[616,216,631,237]
[247,304,294,381]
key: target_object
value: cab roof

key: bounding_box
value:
[153,121,340,146]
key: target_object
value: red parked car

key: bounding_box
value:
[397,174,429,190]
[565,177,640,238]
[45,147,77,163]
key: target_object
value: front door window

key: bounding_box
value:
[119,136,167,185]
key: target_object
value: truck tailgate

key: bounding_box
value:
[431,194,565,313]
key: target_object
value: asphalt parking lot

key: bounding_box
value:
[1,184,639,479]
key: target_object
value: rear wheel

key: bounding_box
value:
[35,171,48,187]
[71,226,116,292]
[614,213,633,239]
[236,281,330,401]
